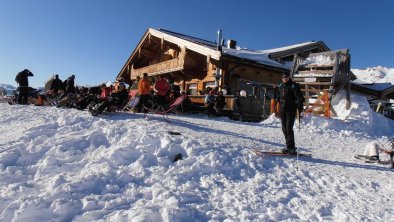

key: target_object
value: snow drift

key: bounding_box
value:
[0,98,393,221]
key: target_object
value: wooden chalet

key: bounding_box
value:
[117,28,333,120]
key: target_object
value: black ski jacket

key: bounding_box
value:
[50,78,65,91]
[15,69,34,87]
[64,77,76,93]
[277,79,304,113]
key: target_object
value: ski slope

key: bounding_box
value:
[0,92,393,221]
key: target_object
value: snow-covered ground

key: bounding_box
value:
[0,89,393,221]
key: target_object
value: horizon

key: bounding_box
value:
[1,0,393,88]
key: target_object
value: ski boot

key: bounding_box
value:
[282,147,297,155]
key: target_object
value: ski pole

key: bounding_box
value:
[296,110,301,170]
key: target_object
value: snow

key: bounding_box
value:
[221,47,288,70]
[1,92,393,221]
[301,55,334,66]
[352,66,394,84]
[352,81,393,92]
[294,73,333,77]
[257,41,317,54]
[0,66,393,221]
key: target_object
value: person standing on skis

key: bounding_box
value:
[277,73,304,154]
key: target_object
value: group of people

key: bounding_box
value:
[13,70,188,117]
[13,69,393,164]
[132,73,176,113]
[204,87,226,116]
[47,74,76,95]
[13,69,78,105]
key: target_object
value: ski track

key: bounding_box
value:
[0,104,393,221]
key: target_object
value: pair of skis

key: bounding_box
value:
[253,149,312,157]
[252,111,310,158]
[354,154,393,167]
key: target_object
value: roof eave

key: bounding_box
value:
[268,41,331,60]
[222,54,289,72]
[117,29,151,79]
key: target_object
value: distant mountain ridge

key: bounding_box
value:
[0,83,16,90]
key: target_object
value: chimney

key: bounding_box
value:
[227,39,237,49]
[217,29,223,47]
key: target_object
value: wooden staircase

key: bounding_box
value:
[291,50,351,117]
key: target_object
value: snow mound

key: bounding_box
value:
[262,89,394,139]
[311,89,394,138]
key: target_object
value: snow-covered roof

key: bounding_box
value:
[351,66,394,84]
[220,47,289,70]
[351,81,394,91]
[150,28,221,60]
[158,29,217,49]
[257,41,317,54]
[119,28,331,77]
[153,28,321,70]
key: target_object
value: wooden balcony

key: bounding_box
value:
[131,58,185,77]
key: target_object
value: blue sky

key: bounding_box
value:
[1,0,393,87]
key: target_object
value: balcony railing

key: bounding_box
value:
[131,58,185,77]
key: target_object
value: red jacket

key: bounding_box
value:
[154,79,170,96]
[100,87,111,99]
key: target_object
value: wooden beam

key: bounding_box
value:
[297,70,334,75]
[303,94,332,99]
[301,88,332,93]
[140,48,156,58]
[305,85,310,107]
[302,64,334,68]
[305,103,325,107]
[298,82,332,86]
[294,77,333,82]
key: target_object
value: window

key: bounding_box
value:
[187,83,197,95]
[204,81,216,89]
[238,80,254,97]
